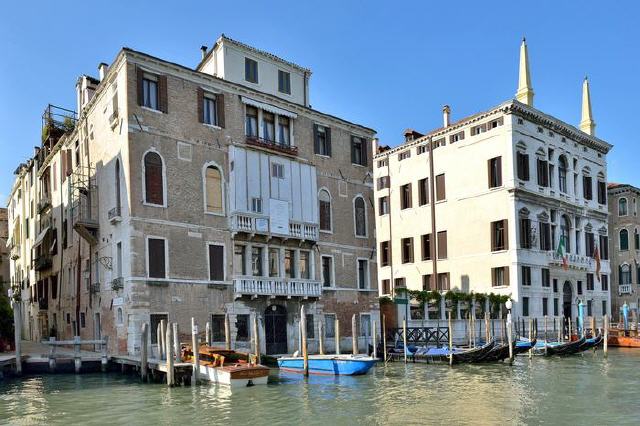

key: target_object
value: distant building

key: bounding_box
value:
[374,40,612,325]
[608,183,640,318]
[7,34,379,354]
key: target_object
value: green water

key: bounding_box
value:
[1,349,639,425]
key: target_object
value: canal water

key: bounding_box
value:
[1,349,638,425]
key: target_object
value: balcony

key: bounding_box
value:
[234,278,322,299]
[231,213,318,241]
[33,255,52,271]
[619,284,632,295]
[245,136,298,157]
[90,282,101,294]
[108,206,122,224]
[10,245,20,260]
[111,277,124,291]
[38,297,48,310]
[37,197,51,214]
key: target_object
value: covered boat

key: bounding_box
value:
[277,354,376,375]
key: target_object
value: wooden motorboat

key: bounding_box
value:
[182,345,269,387]
[607,335,640,348]
[277,354,376,376]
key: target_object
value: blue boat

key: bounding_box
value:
[277,355,377,375]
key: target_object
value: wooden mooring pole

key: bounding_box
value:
[403,318,408,364]
[191,318,199,385]
[318,320,325,355]
[13,302,22,375]
[140,323,148,382]
[603,315,609,357]
[224,313,231,350]
[382,314,387,364]
[300,306,308,377]
[448,311,453,366]
[352,314,358,355]
[166,324,174,386]
[253,314,261,365]
[372,319,377,359]
[101,336,109,372]
[156,324,163,360]
[335,318,340,355]
[206,322,211,347]
[74,336,81,373]
[160,320,166,360]
[528,318,533,359]
[173,322,181,363]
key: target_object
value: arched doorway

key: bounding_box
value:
[264,305,288,355]
[563,281,573,319]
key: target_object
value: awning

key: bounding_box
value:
[241,96,297,119]
[33,226,50,247]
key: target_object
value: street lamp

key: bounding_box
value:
[505,299,513,329]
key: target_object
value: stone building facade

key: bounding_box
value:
[374,40,612,326]
[7,35,379,355]
[608,183,640,317]
[0,208,8,294]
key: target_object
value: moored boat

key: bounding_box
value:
[183,345,270,387]
[607,335,640,348]
[277,354,377,375]
[451,340,495,364]
[543,336,586,356]
[514,338,537,355]
[579,335,603,351]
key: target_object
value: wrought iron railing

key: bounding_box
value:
[245,136,298,156]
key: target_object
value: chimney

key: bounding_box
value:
[371,137,379,155]
[98,63,109,81]
[200,45,208,60]
[442,105,451,128]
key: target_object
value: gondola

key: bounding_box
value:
[475,341,514,362]
[514,338,537,355]
[451,340,495,364]
[544,336,586,356]
[579,334,603,351]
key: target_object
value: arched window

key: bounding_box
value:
[116,307,123,325]
[319,189,331,232]
[620,228,629,251]
[354,196,367,237]
[635,228,640,250]
[143,151,164,205]
[205,165,223,214]
[619,198,628,216]
[115,159,121,213]
[558,155,568,193]
[560,214,571,253]
[620,264,632,285]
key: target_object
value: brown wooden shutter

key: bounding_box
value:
[216,93,225,128]
[136,66,144,106]
[158,75,168,113]
[487,159,492,188]
[313,124,319,154]
[350,136,356,164]
[437,231,447,259]
[66,150,72,176]
[209,245,224,281]
[436,174,446,201]
[497,157,502,186]
[504,266,510,286]
[144,153,164,205]
[61,150,67,179]
[197,87,204,123]
[361,138,368,166]
[148,238,166,278]
[326,127,332,157]
[491,222,496,251]
[407,183,412,208]
[503,219,509,250]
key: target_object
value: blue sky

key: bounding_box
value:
[1,1,638,202]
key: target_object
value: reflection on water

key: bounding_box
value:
[1,349,639,425]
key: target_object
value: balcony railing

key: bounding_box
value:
[108,206,122,223]
[245,136,298,156]
[231,213,318,241]
[234,278,322,298]
[34,255,52,271]
[619,284,632,295]
[37,197,51,214]
[90,282,101,294]
[111,277,124,291]
[10,245,20,260]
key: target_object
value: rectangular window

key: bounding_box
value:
[306,314,315,339]
[284,249,295,278]
[583,176,593,200]
[449,131,465,143]
[537,159,549,187]
[577,280,583,295]
[278,70,291,94]
[421,234,431,261]
[398,150,411,161]
[150,313,168,344]
[271,163,284,179]
[521,266,531,286]
[394,278,406,291]
[234,245,246,276]
[587,300,592,317]
[422,274,434,291]
[278,116,290,146]
[380,241,390,267]
[80,312,85,328]
[245,105,258,137]
[321,256,333,287]
[602,300,607,316]
[435,174,446,201]
[599,235,609,260]
[382,279,391,294]
[142,74,158,110]
[539,222,551,251]
[269,248,280,278]
[522,297,529,317]
[377,176,390,190]
[542,268,550,287]
[437,231,448,259]
[553,298,559,316]
[417,145,428,155]
[378,196,389,215]
[262,111,275,142]
[325,314,336,338]
[418,178,429,206]
[585,232,595,257]
[236,314,249,341]
[245,58,258,83]
[208,244,224,281]
[314,124,331,156]
[586,273,594,291]
[401,238,414,264]
[251,197,263,213]
[351,136,367,166]
[148,238,166,279]
[517,152,530,181]
[251,246,263,276]
[491,220,508,251]
[488,157,502,188]
[299,251,310,279]
[553,278,558,293]
[203,94,217,126]
[437,273,450,291]
[492,267,509,287]
[471,123,487,135]
[543,297,548,316]
[597,181,607,205]
[400,184,412,209]
[358,259,369,289]
[601,274,608,291]
[211,315,225,341]
[520,218,532,249]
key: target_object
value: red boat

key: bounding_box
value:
[607,329,640,348]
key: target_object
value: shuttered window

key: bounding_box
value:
[488,156,502,188]
[435,174,446,201]
[418,178,429,206]
[401,238,414,264]
[208,244,224,281]
[537,159,549,187]
[144,152,164,205]
[491,219,508,251]
[421,234,431,261]
[583,176,593,200]
[205,166,223,214]
[517,152,530,181]
[437,231,447,259]
[137,69,167,113]
[354,196,366,237]
[319,189,332,231]
[351,136,367,166]
[400,184,412,209]
[313,124,331,156]
[519,218,531,249]
[380,241,390,267]
[148,238,166,279]
[492,266,509,287]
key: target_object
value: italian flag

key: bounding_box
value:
[556,235,568,270]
